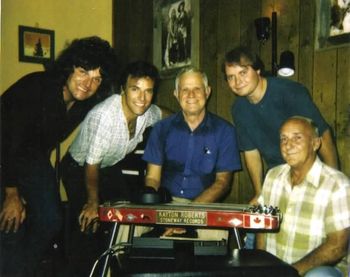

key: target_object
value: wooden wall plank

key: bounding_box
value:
[200,0,218,114]
[216,0,240,122]
[298,0,315,93]
[336,47,350,135]
[336,47,350,176]
[114,0,153,68]
[313,50,337,131]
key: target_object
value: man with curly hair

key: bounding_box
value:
[0,36,118,277]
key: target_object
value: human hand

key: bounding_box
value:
[79,202,99,233]
[0,189,26,233]
[249,195,260,206]
[162,227,187,237]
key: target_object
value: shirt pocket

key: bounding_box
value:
[197,153,216,174]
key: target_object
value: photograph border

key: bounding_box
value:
[18,25,55,64]
[153,0,200,78]
[315,0,350,50]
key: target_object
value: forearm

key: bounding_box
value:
[144,163,162,190]
[256,233,266,250]
[319,129,339,169]
[84,164,100,205]
[244,150,263,202]
[144,176,161,190]
[5,187,20,199]
[193,172,232,203]
[292,228,349,276]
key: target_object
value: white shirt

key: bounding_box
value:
[69,94,161,168]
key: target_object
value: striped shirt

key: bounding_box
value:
[259,157,350,274]
[69,94,161,168]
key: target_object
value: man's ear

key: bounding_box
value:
[173,90,179,99]
[206,86,212,99]
[313,137,322,152]
[120,85,125,94]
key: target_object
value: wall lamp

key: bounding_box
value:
[255,12,295,77]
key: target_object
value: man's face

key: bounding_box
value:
[224,63,260,97]
[174,72,210,117]
[280,119,320,170]
[65,66,102,101]
[122,76,155,120]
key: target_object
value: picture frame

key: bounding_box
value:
[315,0,350,50]
[153,0,200,78]
[18,25,55,64]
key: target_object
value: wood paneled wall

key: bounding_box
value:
[114,0,350,204]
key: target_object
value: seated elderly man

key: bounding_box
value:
[257,116,350,277]
[142,66,241,239]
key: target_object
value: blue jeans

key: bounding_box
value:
[0,153,63,277]
[304,266,343,277]
[244,232,256,249]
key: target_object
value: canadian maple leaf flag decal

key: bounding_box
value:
[250,215,265,228]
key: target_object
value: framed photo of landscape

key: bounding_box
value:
[19,25,55,64]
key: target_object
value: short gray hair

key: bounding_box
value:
[175,66,209,91]
[287,116,320,137]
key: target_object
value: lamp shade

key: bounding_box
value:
[278,50,295,77]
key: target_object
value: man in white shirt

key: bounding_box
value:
[61,61,170,276]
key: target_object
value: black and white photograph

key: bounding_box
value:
[153,0,199,78]
[316,0,350,49]
[161,0,191,69]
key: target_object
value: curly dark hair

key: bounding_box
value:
[119,61,159,93]
[48,36,119,100]
[222,46,265,79]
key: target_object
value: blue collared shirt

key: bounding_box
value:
[143,112,241,199]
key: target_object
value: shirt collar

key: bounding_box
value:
[304,156,322,188]
[282,156,322,189]
[173,111,212,132]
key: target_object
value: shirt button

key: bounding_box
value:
[180,190,184,194]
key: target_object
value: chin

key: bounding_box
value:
[73,93,90,101]
[134,108,148,116]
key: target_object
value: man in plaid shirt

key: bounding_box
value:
[257,116,350,277]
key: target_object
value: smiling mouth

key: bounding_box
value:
[135,102,146,107]
[235,86,246,91]
[78,86,88,93]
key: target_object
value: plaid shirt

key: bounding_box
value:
[259,157,350,274]
[69,94,161,168]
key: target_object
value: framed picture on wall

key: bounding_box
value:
[153,0,200,78]
[19,25,55,64]
[315,0,350,50]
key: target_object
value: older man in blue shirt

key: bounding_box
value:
[143,66,241,238]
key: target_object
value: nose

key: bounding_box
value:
[138,90,146,101]
[228,76,242,89]
[82,77,93,89]
[187,89,195,98]
[235,76,243,87]
[283,139,294,150]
